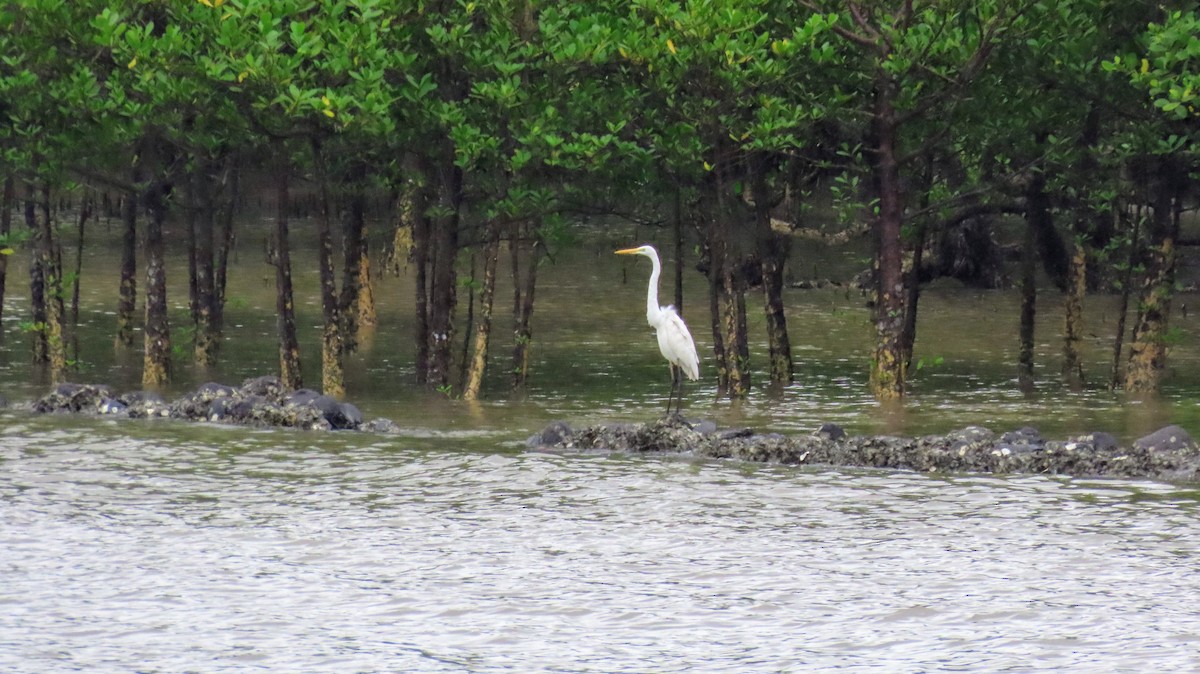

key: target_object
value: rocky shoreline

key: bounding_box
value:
[24,376,402,434]
[15,377,1200,482]
[527,416,1200,483]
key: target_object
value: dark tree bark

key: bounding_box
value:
[0,174,13,337]
[192,163,219,367]
[1020,162,1052,391]
[185,171,199,328]
[409,174,432,385]
[869,76,907,399]
[1061,241,1087,389]
[357,220,377,330]
[426,152,462,389]
[511,227,542,392]
[116,164,140,349]
[69,191,92,364]
[340,162,367,354]
[33,182,65,381]
[1125,157,1183,392]
[750,156,793,386]
[142,178,172,387]
[900,222,925,373]
[274,164,302,390]
[311,139,345,398]
[1061,106,1102,390]
[213,157,240,335]
[672,183,684,314]
[24,182,48,364]
[463,223,502,400]
[712,170,749,397]
[1110,204,1141,390]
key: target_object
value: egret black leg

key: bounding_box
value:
[676,373,685,415]
[665,365,680,416]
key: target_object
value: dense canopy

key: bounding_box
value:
[0,0,1197,400]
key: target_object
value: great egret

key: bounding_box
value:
[615,244,700,415]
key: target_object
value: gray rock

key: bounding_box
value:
[363,418,402,434]
[97,398,128,416]
[1066,431,1120,453]
[282,390,361,429]
[172,383,237,420]
[533,417,1200,482]
[25,378,397,435]
[1000,426,1042,443]
[240,375,287,402]
[332,402,363,430]
[1134,425,1198,453]
[719,428,754,440]
[34,383,115,414]
[814,423,846,441]
[126,392,172,418]
[528,421,573,448]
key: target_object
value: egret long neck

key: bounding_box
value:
[645,250,662,325]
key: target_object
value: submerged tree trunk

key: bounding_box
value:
[340,163,367,354]
[458,250,477,388]
[408,176,432,385]
[25,182,48,364]
[900,224,925,373]
[510,224,543,392]
[142,179,172,388]
[274,165,303,390]
[463,225,502,400]
[0,174,13,336]
[426,155,462,390]
[708,254,728,395]
[1061,107,1102,391]
[672,183,684,313]
[115,168,139,348]
[869,78,907,399]
[1125,159,1182,392]
[1110,204,1141,390]
[357,223,377,330]
[713,172,749,397]
[1061,240,1087,389]
[192,164,219,367]
[69,191,92,363]
[751,156,793,386]
[1020,167,1051,391]
[311,139,345,398]
[213,157,240,335]
[33,182,66,381]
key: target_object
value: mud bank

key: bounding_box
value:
[528,416,1200,482]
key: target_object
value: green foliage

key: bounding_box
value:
[1113,10,1200,121]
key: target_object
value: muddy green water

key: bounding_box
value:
[2,220,1200,670]
[1,222,1199,443]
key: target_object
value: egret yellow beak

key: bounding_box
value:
[614,247,641,255]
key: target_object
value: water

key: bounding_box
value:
[3,217,1200,670]
[3,414,1200,672]
[1,227,1200,443]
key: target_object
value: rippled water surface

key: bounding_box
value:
[4,415,1200,672]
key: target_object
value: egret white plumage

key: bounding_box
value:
[615,244,700,415]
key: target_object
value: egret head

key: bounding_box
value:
[615,245,655,258]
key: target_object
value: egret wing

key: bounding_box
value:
[656,307,700,380]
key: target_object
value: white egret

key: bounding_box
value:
[615,245,700,416]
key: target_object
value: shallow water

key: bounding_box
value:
[1,227,1200,444]
[3,414,1199,672]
